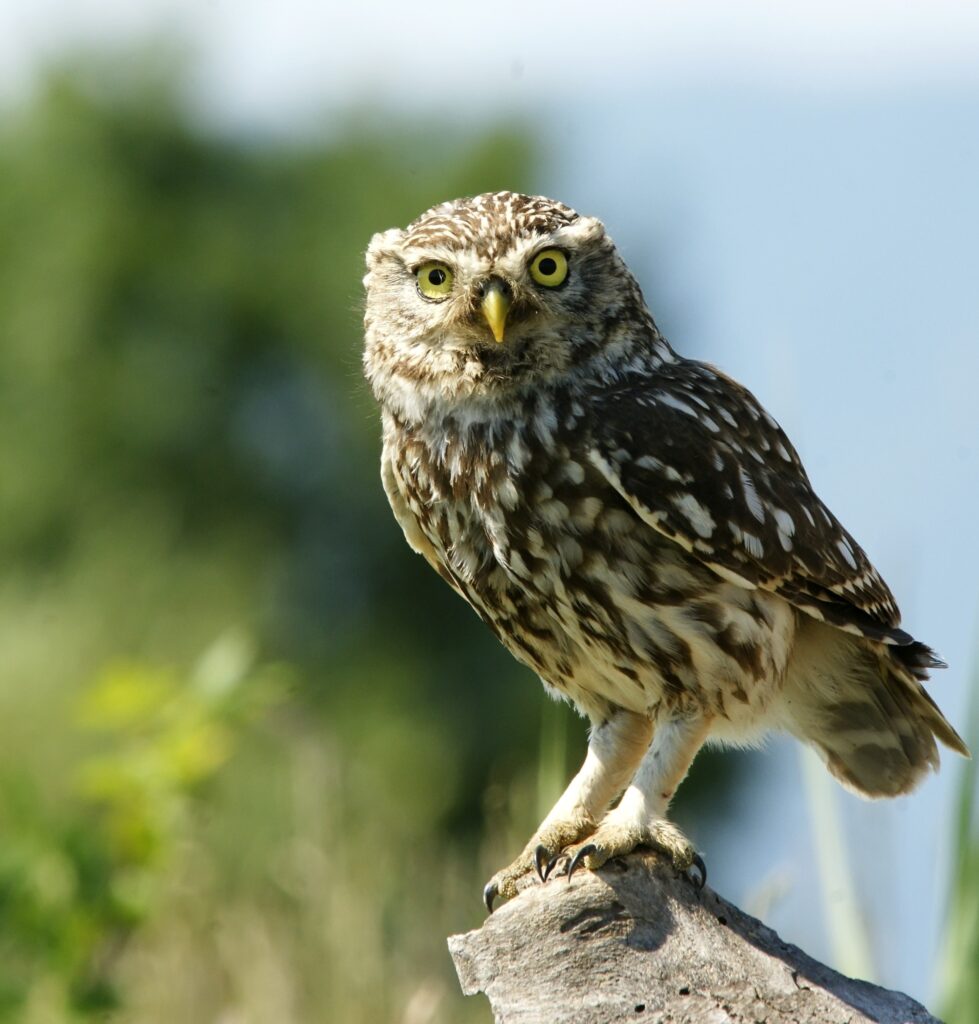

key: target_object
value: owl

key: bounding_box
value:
[362,191,969,911]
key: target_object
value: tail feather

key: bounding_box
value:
[892,638,949,680]
[782,620,969,799]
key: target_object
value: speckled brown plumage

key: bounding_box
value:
[363,191,968,909]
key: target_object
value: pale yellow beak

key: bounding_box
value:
[480,280,511,344]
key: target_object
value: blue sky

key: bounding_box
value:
[3,0,977,1005]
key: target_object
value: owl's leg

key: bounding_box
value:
[483,708,652,911]
[564,713,711,883]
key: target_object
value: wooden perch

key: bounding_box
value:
[448,852,942,1024]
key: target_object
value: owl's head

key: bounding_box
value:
[363,192,657,421]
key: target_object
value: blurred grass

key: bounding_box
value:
[939,649,979,1024]
[799,746,876,983]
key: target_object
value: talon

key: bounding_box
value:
[543,853,563,882]
[534,844,550,883]
[483,881,498,913]
[567,843,597,883]
[689,853,707,890]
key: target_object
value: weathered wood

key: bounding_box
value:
[448,852,941,1024]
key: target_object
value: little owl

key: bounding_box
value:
[362,191,968,911]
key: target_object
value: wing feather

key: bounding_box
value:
[586,359,911,646]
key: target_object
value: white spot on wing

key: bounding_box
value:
[772,508,795,537]
[741,531,765,558]
[772,507,795,551]
[739,466,766,523]
[637,454,685,482]
[837,536,859,570]
[656,392,698,418]
[671,493,716,538]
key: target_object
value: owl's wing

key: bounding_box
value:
[586,358,919,650]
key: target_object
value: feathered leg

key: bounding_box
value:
[483,708,652,910]
[565,713,711,880]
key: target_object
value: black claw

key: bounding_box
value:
[543,853,563,882]
[567,843,597,883]
[483,881,498,913]
[689,853,707,890]
[534,844,550,883]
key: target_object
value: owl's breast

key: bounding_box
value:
[387,415,647,678]
[388,417,581,599]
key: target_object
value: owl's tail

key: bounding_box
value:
[780,619,969,798]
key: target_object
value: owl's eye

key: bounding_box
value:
[415,261,454,300]
[529,249,568,287]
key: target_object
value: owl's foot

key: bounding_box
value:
[562,816,705,887]
[483,814,597,912]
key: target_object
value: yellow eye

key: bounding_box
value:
[529,249,568,287]
[415,261,454,300]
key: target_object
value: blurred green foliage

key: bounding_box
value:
[0,633,283,1019]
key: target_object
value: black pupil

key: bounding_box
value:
[428,268,446,286]
[538,257,557,276]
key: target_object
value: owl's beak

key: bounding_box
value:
[480,279,511,344]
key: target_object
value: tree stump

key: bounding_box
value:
[448,852,942,1024]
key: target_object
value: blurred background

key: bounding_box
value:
[0,2,976,1022]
